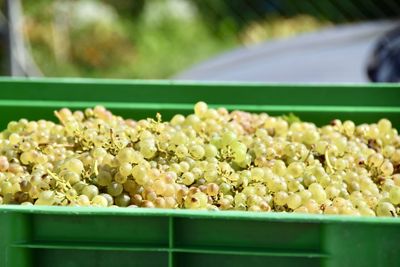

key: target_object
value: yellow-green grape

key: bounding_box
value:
[287,193,302,210]
[234,193,247,206]
[274,191,288,206]
[288,162,305,178]
[389,186,400,205]
[378,118,392,133]
[358,207,375,217]
[64,158,84,174]
[140,139,157,159]
[119,162,133,177]
[76,195,90,206]
[343,120,355,136]
[97,171,112,186]
[380,160,394,176]
[132,165,149,185]
[1,181,13,194]
[294,206,309,213]
[220,131,236,147]
[303,130,320,145]
[206,183,219,197]
[185,192,208,209]
[299,190,312,203]
[181,172,195,186]
[176,145,188,158]
[36,190,56,206]
[114,172,127,184]
[250,167,264,182]
[194,101,208,118]
[115,193,131,207]
[82,185,99,200]
[91,195,108,207]
[324,205,339,215]
[66,188,78,200]
[0,156,9,172]
[9,133,21,145]
[315,140,328,154]
[273,160,286,176]
[204,169,218,183]
[367,153,384,167]
[376,202,397,217]
[189,145,205,160]
[305,199,320,214]
[107,182,123,197]
[325,186,340,199]
[308,183,326,204]
[335,158,348,171]
[219,182,232,195]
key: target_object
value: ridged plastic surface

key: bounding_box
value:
[0,78,399,267]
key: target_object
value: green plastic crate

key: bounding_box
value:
[0,78,399,267]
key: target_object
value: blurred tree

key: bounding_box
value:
[103,0,145,18]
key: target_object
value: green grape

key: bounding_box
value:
[287,193,302,210]
[376,202,396,217]
[132,165,148,185]
[389,186,400,205]
[115,193,131,207]
[324,205,339,215]
[204,170,218,182]
[65,158,84,174]
[171,114,185,126]
[189,145,205,160]
[274,191,288,206]
[91,195,108,207]
[154,197,166,208]
[100,193,114,206]
[114,172,128,184]
[119,162,133,177]
[250,167,264,182]
[97,171,112,186]
[92,147,107,159]
[185,192,207,209]
[181,172,195,186]
[204,144,218,158]
[194,101,208,118]
[378,118,392,133]
[36,190,56,206]
[176,145,188,158]
[82,185,99,200]
[272,160,286,176]
[107,182,123,197]
[221,131,237,146]
[116,147,135,163]
[206,183,219,196]
[287,162,305,178]
[76,195,90,206]
[380,160,394,176]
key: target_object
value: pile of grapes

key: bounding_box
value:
[0,102,399,217]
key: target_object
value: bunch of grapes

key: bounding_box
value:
[0,102,399,217]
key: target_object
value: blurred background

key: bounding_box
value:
[0,0,399,82]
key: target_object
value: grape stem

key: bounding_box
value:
[54,111,66,126]
[325,148,334,174]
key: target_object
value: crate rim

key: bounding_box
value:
[0,205,399,224]
[0,77,399,88]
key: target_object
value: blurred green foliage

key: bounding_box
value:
[17,0,327,79]
[21,0,238,78]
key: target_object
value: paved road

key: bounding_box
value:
[176,21,398,83]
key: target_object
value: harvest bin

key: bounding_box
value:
[0,78,399,267]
